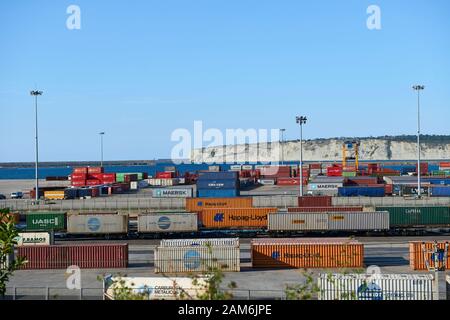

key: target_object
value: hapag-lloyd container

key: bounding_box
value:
[268,213,328,231]
[160,238,240,247]
[18,243,128,269]
[186,197,253,212]
[154,246,240,273]
[251,238,364,268]
[67,214,129,234]
[288,207,363,213]
[409,241,450,270]
[138,213,198,233]
[26,212,67,231]
[298,196,332,207]
[318,274,434,300]
[200,208,277,228]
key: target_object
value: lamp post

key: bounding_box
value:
[99,132,105,167]
[280,129,286,165]
[30,90,43,202]
[412,85,425,198]
[296,116,307,197]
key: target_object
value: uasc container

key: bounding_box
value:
[201,207,277,228]
[67,214,129,234]
[138,213,198,233]
[251,238,364,269]
[186,197,253,212]
[26,212,67,231]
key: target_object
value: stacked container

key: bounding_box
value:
[409,241,450,270]
[376,206,450,227]
[186,197,253,212]
[200,207,277,228]
[196,171,240,197]
[67,213,129,235]
[251,238,364,268]
[298,196,332,207]
[71,167,117,187]
[154,238,240,273]
[138,213,198,233]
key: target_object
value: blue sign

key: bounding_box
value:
[357,282,383,300]
[157,216,171,230]
[184,250,201,270]
[87,217,101,231]
[214,213,224,222]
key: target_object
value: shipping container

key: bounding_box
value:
[208,166,221,172]
[338,186,385,197]
[318,273,434,300]
[71,173,87,180]
[345,177,379,186]
[16,232,53,246]
[230,165,242,171]
[277,178,308,186]
[138,213,198,233]
[186,197,253,212]
[86,179,101,186]
[44,190,65,200]
[88,167,104,174]
[328,212,389,231]
[71,180,86,187]
[251,238,364,269]
[429,186,450,197]
[197,189,240,198]
[298,196,332,207]
[258,179,276,185]
[67,214,129,234]
[197,179,239,190]
[409,241,450,270]
[26,212,67,231]
[198,171,238,180]
[78,188,93,198]
[268,213,328,231]
[201,207,277,228]
[154,245,240,273]
[242,165,253,170]
[73,167,88,174]
[64,188,78,199]
[422,178,450,185]
[160,238,240,247]
[288,206,363,213]
[152,188,193,198]
[18,244,128,269]
[376,206,450,227]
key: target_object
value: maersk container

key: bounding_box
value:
[26,212,67,231]
[154,246,240,273]
[152,188,193,198]
[197,189,240,198]
[338,186,385,197]
[268,213,328,231]
[318,273,434,300]
[376,206,450,227]
[328,212,390,231]
[67,214,129,234]
[198,171,238,180]
[197,179,239,190]
[429,186,450,197]
[138,213,198,233]
[160,238,240,247]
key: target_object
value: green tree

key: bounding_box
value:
[0,208,27,297]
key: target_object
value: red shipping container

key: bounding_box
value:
[288,206,363,213]
[309,163,321,170]
[156,172,173,179]
[73,167,88,174]
[298,196,332,207]
[345,177,379,186]
[71,180,86,187]
[416,162,429,174]
[71,173,87,180]
[277,178,308,186]
[439,162,450,168]
[88,167,104,174]
[18,244,128,269]
[102,173,116,181]
[89,173,104,180]
[86,179,101,186]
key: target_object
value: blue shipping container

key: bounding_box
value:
[64,188,78,199]
[430,186,450,197]
[198,171,238,180]
[197,189,240,198]
[338,186,385,197]
[422,178,450,185]
[78,188,93,198]
[197,179,239,190]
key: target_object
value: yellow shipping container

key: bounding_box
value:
[44,190,65,200]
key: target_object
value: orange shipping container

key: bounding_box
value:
[186,197,253,212]
[409,241,450,271]
[200,208,277,228]
[252,238,364,269]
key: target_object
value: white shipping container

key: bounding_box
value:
[259,179,275,185]
[268,213,328,231]
[230,165,242,171]
[328,212,389,231]
[105,276,208,300]
[154,246,240,273]
[130,181,139,190]
[318,274,434,300]
[67,214,128,234]
[16,232,52,246]
[161,178,180,186]
[138,213,198,233]
[152,188,193,198]
[178,178,186,184]
[242,165,253,170]
[160,238,240,247]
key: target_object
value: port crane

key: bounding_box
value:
[342,140,360,171]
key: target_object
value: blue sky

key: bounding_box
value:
[1,0,449,162]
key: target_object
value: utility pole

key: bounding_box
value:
[413,85,425,198]
[296,116,307,197]
[30,90,43,202]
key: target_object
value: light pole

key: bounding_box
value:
[413,85,424,198]
[99,132,105,167]
[30,90,43,202]
[296,116,307,197]
[280,129,286,165]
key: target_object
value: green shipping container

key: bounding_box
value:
[376,206,450,227]
[116,172,143,182]
[342,172,357,177]
[26,212,67,231]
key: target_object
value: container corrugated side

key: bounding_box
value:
[376,207,450,227]
[160,238,240,247]
[26,212,67,231]
[186,197,253,212]
[18,244,128,269]
[67,214,128,234]
[138,213,198,233]
[328,212,390,231]
[251,238,363,268]
[288,207,363,213]
[318,273,434,300]
[200,208,277,228]
[268,213,328,231]
[154,246,240,273]
[409,241,450,270]
[298,196,332,207]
